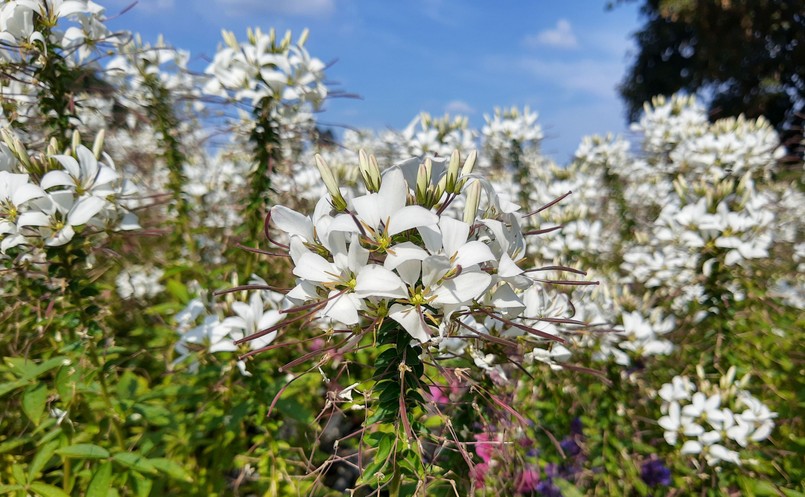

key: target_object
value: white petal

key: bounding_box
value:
[293,252,338,283]
[67,196,105,226]
[93,165,119,188]
[322,291,359,325]
[387,205,438,236]
[497,252,523,277]
[51,154,81,179]
[439,216,469,255]
[422,255,451,288]
[11,182,45,205]
[40,170,75,190]
[17,211,49,227]
[389,304,431,343]
[347,239,369,273]
[431,271,491,305]
[384,242,429,270]
[454,241,495,268]
[354,265,408,299]
[271,205,314,241]
[377,167,408,220]
[680,440,702,455]
[351,194,381,231]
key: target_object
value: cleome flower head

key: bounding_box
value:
[234,149,587,376]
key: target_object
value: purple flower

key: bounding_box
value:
[641,458,672,487]
[570,417,583,435]
[515,466,540,494]
[535,480,562,497]
[559,436,581,458]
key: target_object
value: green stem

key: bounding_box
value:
[388,464,402,497]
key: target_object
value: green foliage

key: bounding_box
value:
[617,0,805,154]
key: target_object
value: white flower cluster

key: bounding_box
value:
[203,27,326,110]
[0,0,122,62]
[174,278,285,376]
[397,112,477,159]
[631,94,708,158]
[657,367,776,467]
[594,309,675,366]
[0,129,138,254]
[482,106,543,168]
[260,150,577,371]
[105,34,204,112]
[116,265,164,301]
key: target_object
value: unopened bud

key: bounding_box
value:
[280,30,292,49]
[445,150,460,193]
[416,160,431,204]
[315,155,348,211]
[358,149,381,192]
[92,130,105,159]
[222,30,238,49]
[298,28,309,47]
[463,179,481,224]
[71,130,81,155]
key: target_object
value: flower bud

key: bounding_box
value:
[280,30,292,49]
[71,130,81,155]
[463,179,481,224]
[457,149,478,190]
[222,30,238,49]
[358,149,381,192]
[315,154,348,211]
[298,28,309,47]
[92,130,105,160]
[415,159,432,204]
[445,150,460,193]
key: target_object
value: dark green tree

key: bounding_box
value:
[617,0,804,154]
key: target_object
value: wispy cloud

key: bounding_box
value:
[444,99,475,115]
[523,19,578,50]
[104,0,175,14]
[517,57,621,98]
[209,0,335,18]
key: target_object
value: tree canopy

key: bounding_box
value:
[618,0,804,154]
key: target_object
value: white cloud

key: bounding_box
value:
[524,19,578,50]
[444,99,475,114]
[517,57,622,98]
[103,0,175,13]
[211,0,335,17]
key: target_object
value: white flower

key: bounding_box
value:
[41,145,118,198]
[223,292,284,350]
[33,191,106,246]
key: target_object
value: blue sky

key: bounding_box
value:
[104,0,643,163]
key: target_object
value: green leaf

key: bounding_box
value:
[750,480,785,496]
[0,378,29,398]
[55,365,79,402]
[22,383,48,425]
[112,452,157,475]
[24,357,70,381]
[555,479,585,497]
[149,458,192,482]
[131,475,153,497]
[375,434,394,463]
[165,280,189,303]
[86,462,113,497]
[0,437,29,454]
[116,372,142,401]
[57,444,110,460]
[29,482,70,497]
[0,485,24,495]
[28,441,59,482]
